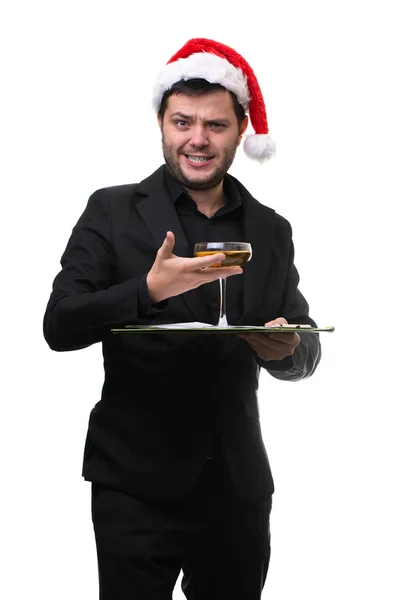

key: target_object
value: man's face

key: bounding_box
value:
[158,90,248,191]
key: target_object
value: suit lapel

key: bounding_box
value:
[135,166,204,322]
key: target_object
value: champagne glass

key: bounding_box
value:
[193,241,252,327]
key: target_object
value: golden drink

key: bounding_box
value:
[194,249,252,267]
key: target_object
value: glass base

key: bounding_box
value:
[217,315,229,327]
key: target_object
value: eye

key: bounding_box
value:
[209,123,226,130]
[175,120,188,128]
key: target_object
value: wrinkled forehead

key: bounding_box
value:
[163,90,237,119]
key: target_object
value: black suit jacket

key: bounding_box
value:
[43,165,321,502]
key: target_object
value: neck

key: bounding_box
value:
[183,182,226,218]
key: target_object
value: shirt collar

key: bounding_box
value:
[163,164,242,211]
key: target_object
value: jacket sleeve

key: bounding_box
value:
[258,226,321,382]
[43,190,147,352]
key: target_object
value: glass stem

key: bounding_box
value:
[218,278,228,327]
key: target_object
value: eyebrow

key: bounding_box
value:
[169,112,230,125]
[170,112,192,120]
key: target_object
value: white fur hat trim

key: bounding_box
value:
[152,52,250,113]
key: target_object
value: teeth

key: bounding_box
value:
[187,156,210,163]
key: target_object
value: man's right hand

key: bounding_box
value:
[146,231,243,304]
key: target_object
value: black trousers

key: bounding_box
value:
[91,457,272,599]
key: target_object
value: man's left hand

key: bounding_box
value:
[237,317,300,361]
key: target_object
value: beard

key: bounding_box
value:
[161,134,239,191]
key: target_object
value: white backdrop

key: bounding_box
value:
[2,1,399,599]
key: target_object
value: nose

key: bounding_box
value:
[189,125,209,148]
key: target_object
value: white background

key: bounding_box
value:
[1,1,399,598]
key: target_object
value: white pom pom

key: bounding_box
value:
[243,134,276,163]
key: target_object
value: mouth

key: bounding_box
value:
[184,154,214,167]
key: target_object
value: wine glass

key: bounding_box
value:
[193,241,252,327]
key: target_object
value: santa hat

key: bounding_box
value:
[152,38,276,163]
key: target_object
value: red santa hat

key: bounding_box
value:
[152,38,276,163]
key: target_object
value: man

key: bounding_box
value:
[43,38,321,600]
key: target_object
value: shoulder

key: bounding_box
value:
[89,183,139,203]
[89,165,166,204]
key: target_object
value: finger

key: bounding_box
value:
[242,334,296,360]
[240,335,275,357]
[269,332,300,346]
[240,333,289,353]
[197,266,243,281]
[250,334,279,350]
[191,253,227,270]
[264,317,288,327]
[158,231,175,257]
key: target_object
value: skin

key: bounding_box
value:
[158,91,247,217]
[237,317,300,361]
[147,90,300,361]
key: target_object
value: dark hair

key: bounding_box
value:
[158,79,246,127]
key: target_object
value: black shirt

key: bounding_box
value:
[151,165,246,325]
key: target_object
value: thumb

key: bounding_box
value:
[159,231,175,257]
[264,317,288,326]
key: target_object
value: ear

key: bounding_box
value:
[157,114,163,131]
[238,116,249,145]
